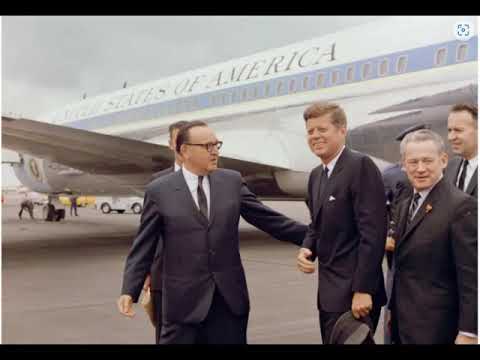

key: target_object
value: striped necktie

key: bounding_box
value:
[407,192,421,224]
[197,176,209,220]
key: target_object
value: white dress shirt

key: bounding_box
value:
[455,156,478,192]
[321,145,346,178]
[174,162,181,172]
[182,166,211,217]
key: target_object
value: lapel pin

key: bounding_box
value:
[425,204,432,213]
[328,196,336,201]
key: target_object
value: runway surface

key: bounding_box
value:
[2,199,386,344]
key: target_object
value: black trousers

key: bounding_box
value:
[319,305,382,344]
[152,290,163,344]
[159,288,248,344]
[19,205,34,219]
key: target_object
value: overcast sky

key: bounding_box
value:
[1,15,380,186]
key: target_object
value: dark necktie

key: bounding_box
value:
[197,176,209,220]
[318,165,329,201]
[407,192,421,224]
[457,159,469,191]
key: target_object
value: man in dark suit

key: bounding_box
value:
[381,123,428,344]
[142,120,188,343]
[297,102,387,344]
[389,129,477,344]
[383,124,429,264]
[118,121,307,344]
[445,104,477,198]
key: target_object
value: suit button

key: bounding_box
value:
[209,250,215,255]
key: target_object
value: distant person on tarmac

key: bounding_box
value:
[70,195,79,216]
[18,195,34,219]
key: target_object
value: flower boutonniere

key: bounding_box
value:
[425,204,433,214]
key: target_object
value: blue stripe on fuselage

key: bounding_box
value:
[64,37,477,131]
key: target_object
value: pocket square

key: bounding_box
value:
[329,196,336,201]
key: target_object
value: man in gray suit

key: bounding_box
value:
[118,120,307,344]
[389,129,477,344]
[445,104,477,198]
[142,120,188,343]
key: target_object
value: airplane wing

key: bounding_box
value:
[1,116,287,178]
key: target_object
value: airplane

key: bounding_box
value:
[2,16,478,218]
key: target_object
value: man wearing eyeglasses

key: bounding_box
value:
[118,120,307,344]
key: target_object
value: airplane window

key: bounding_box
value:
[303,76,310,89]
[361,63,372,79]
[456,44,468,62]
[331,70,341,85]
[289,79,296,93]
[435,48,447,66]
[346,66,354,82]
[379,59,388,76]
[316,73,325,88]
[396,56,408,73]
[277,80,284,94]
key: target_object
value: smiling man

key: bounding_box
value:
[296,102,387,344]
[389,129,477,344]
[118,120,307,344]
[446,104,477,198]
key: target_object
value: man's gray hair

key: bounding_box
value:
[400,129,446,159]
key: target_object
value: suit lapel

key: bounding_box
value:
[207,171,218,228]
[395,197,410,250]
[174,170,209,227]
[313,148,348,221]
[466,167,477,196]
[396,180,442,254]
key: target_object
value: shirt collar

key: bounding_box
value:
[174,162,181,172]
[466,155,477,170]
[182,166,200,192]
[322,145,345,174]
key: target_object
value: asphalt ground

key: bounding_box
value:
[1,198,386,344]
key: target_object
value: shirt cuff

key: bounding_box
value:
[459,331,478,338]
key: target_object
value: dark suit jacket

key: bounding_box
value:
[445,156,478,198]
[121,168,307,324]
[303,147,388,313]
[148,166,174,291]
[390,178,477,344]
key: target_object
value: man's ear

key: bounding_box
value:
[180,144,188,158]
[441,152,448,170]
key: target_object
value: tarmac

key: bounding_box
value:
[1,196,386,344]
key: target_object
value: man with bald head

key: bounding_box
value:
[118,120,307,344]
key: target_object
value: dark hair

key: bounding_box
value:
[303,102,347,128]
[176,120,208,153]
[450,103,478,123]
[168,120,189,138]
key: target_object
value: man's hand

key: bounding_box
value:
[143,274,151,291]
[455,333,478,344]
[117,294,135,317]
[297,248,316,274]
[351,292,372,319]
[385,236,395,252]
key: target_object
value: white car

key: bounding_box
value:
[96,196,143,214]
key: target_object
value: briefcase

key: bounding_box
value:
[140,287,156,327]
